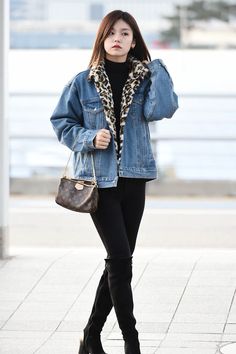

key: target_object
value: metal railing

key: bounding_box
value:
[9,92,236,181]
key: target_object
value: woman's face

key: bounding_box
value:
[104,19,136,63]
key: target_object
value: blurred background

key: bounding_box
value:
[0,0,235,256]
[8,0,236,196]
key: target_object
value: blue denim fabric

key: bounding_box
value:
[50,59,179,188]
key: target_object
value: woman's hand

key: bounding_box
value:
[93,129,111,149]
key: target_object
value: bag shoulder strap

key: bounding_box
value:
[61,130,96,183]
[63,151,96,183]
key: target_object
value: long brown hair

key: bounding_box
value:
[89,10,151,68]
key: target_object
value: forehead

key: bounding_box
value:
[111,19,132,31]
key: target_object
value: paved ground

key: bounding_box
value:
[1,247,236,354]
[0,196,236,353]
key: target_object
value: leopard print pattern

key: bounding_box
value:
[88,56,149,161]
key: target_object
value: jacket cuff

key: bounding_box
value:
[85,129,99,150]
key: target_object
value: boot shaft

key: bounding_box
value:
[105,257,139,342]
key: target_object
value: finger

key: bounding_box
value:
[99,140,109,147]
[98,136,110,142]
[97,144,108,149]
[101,129,111,137]
[98,144,108,149]
[99,133,110,141]
[100,139,110,145]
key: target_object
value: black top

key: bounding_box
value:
[104,58,129,152]
[104,58,152,184]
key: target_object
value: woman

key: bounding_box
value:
[50,10,178,354]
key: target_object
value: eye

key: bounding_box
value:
[122,32,129,36]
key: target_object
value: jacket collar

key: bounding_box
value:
[88,56,149,161]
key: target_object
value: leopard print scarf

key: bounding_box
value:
[88,56,149,161]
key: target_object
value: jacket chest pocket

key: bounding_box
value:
[129,93,144,118]
[82,99,107,129]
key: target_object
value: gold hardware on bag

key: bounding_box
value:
[75,182,84,190]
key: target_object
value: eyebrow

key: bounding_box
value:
[111,27,131,31]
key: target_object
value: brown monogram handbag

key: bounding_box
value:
[55,151,98,213]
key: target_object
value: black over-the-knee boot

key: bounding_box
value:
[105,257,141,354]
[79,269,113,354]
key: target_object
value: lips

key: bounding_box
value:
[112,45,121,48]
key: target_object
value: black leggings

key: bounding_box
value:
[90,177,146,259]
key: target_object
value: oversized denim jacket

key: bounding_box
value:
[50,59,179,188]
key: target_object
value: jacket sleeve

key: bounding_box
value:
[143,59,179,122]
[50,80,99,153]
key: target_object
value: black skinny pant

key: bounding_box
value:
[84,178,146,345]
[90,177,146,259]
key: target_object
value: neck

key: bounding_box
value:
[105,54,127,63]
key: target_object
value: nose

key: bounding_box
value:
[114,34,121,42]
